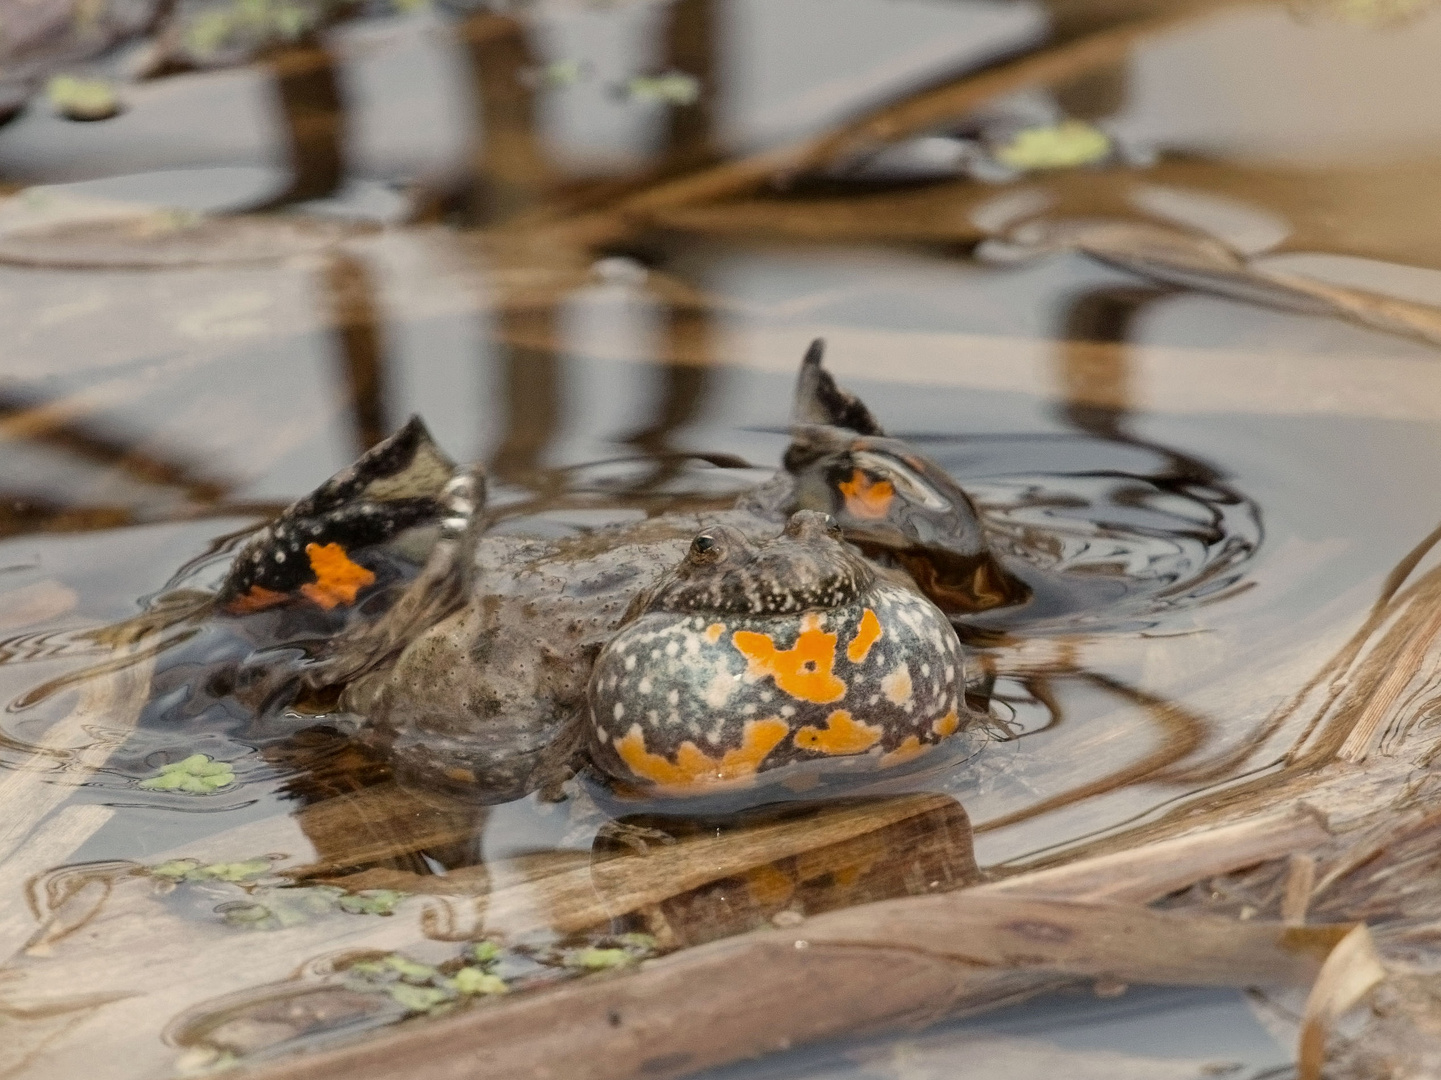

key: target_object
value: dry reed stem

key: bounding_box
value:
[538,3,1245,244]
[1337,601,1441,762]
[236,896,1353,1080]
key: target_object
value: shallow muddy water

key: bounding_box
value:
[6,1,1441,1077]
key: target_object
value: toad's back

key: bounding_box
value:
[344,513,776,800]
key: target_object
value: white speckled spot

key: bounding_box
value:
[704,671,734,709]
[613,703,625,720]
[624,654,637,671]
[638,677,652,694]
[882,664,913,706]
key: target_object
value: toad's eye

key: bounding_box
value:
[691,534,717,555]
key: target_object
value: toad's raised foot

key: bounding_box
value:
[791,338,885,436]
[217,416,462,620]
[765,341,1029,613]
[305,466,486,688]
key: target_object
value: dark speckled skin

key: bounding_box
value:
[587,511,967,796]
[343,516,703,801]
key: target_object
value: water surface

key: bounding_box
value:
[5,1,1441,1076]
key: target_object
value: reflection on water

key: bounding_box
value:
[6,0,1441,1077]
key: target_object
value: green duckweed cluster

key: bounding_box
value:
[344,942,511,1014]
[560,934,657,971]
[993,121,1112,173]
[217,887,352,930]
[179,0,433,61]
[45,75,121,121]
[148,856,408,929]
[182,0,330,58]
[151,858,274,883]
[343,933,660,1016]
[623,72,700,105]
[140,754,235,794]
[215,886,409,929]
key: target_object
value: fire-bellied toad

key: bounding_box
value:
[204,342,1022,802]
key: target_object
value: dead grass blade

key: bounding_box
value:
[1298,924,1387,1080]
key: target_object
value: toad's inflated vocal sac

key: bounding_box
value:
[204,342,1022,801]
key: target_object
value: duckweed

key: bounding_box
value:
[451,967,508,996]
[386,984,452,1013]
[993,121,1112,172]
[46,76,120,121]
[471,940,502,965]
[152,858,274,883]
[624,72,700,105]
[563,947,634,971]
[217,887,344,930]
[336,889,407,916]
[140,754,235,794]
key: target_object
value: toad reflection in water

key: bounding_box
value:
[179,341,1017,803]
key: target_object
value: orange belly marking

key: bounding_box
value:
[732,613,846,704]
[846,608,882,663]
[614,718,791,790]
[793,709,882,755]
